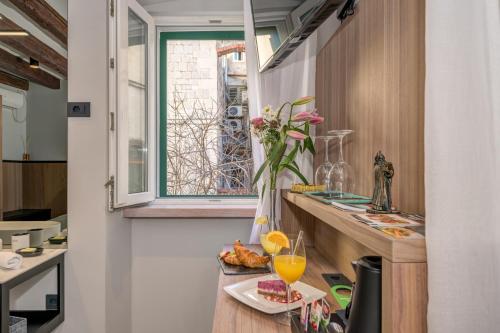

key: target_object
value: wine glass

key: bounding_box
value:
[328,130,355,198]
[274,233,306,326]
[260,233,282,274]
[313,136,336,190]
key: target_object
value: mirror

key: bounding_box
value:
[0,1,68,248]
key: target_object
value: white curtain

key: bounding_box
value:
[244,0,268,243]
[244,0,319,243]
[426,1,500,332]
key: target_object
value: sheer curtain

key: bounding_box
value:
[244,0,317,243]
[244,0,267,243]
[425,1,500,331]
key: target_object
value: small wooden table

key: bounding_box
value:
[212,247,338,333]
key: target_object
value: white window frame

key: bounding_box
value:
[108,0,156,209]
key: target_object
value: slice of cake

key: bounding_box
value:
[257,280,287,298]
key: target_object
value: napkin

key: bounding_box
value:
[0,252,22,270]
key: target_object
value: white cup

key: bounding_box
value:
[12,233,30,251]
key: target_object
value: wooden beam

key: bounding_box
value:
[0,16,67,77]
[0,48,59,89]
[6,0,67,48]
[0,70,28,90]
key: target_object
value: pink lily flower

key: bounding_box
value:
[291,111,313,122]
[309,116,324,125]
[251,117,264,128]
[287,130,308,140]
[292,96,315,106]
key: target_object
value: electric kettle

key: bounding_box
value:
[345,256,382,333]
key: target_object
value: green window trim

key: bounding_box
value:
[159,30,257,198]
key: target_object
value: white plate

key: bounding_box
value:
[223,274,326,314]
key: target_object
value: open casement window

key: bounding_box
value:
[108,0,155,209]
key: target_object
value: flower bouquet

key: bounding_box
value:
[251,96,324,230]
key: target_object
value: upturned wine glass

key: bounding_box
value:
[313,136,336,190]
[327,130,355,198]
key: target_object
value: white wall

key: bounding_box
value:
[10,267,58,311]
[131,218,253,333]
[26,81,68,161]
[61,1,131,333]
[2,97,27,160]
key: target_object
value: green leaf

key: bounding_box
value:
[280,141,300,168]
[303,136,315,155]
[260,182,267,202]
[284,164,309,185]
[253,160,269,185]
[271,143,287,170]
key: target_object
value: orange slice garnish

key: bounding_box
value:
[266,231,290,249]
[255,216,269,225]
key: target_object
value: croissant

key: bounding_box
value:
[220,251,242,266]
[234,240,270,268]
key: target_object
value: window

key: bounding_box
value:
[159,31,257,197]
[233,51,245,62]
[109,0,155,209]
[127,9,148,194]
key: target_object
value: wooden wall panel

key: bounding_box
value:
[2,162,23,212]
[0,98,2,218]
[22,162,67,218]
[315,221,376,281]
[13,162,67,217]
[281,191,316,247]
[315,0,425,215]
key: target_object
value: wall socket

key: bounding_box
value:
[67,102,91,117]
[46,294,58,310]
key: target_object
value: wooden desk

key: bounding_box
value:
[282,192,427,333]
[212,248,338,333]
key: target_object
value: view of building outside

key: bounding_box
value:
[165,39,256,196]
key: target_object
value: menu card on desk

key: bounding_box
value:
[352,213,425,239]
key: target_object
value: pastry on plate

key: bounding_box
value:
[219,250,241,266]
[234,240,270,268]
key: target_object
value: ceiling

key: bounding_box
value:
[137,0,244,17]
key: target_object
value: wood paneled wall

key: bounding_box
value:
[2,161,67,218]
[3,162,23,212]
[315,0,425,215]
[0,98,2,217]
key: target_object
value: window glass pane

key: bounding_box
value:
[128,9,148,194]
[164,38,256,196]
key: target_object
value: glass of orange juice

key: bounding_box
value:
[274,233,306,325]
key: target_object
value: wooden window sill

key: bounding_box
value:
[122,199,257,218]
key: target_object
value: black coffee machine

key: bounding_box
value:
[345,256,382,333]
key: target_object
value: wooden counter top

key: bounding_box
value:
[284,192,426,263]
[212,247,339,333]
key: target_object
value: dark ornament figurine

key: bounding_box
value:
[367,151,399,214]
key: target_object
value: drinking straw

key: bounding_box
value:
[293,230,304,255]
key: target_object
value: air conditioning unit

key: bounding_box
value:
[241,90,248,104]
[223,119,242,132]
[227,105,243,118]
